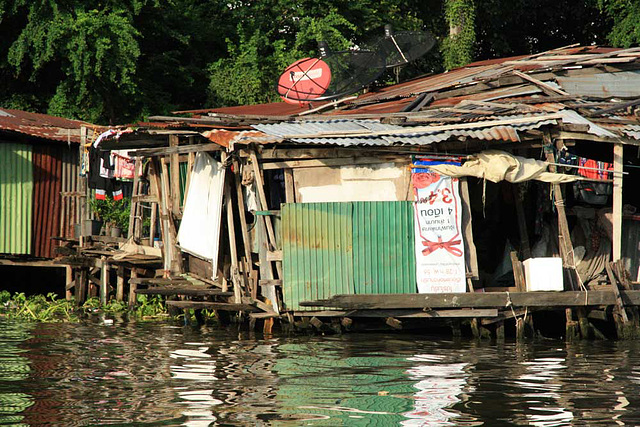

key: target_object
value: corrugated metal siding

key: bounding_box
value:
[59,147,80,239]
[353,202,416,295]
[282,202,416,310]
[0,143,33,254]
[32,144,63,258]
[282,203,355,311]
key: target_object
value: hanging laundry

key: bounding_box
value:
[87,129,123,200]
[111,150,135,180]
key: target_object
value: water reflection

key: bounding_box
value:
[1,321,640,425]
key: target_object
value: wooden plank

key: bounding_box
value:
[460,178,479,279]
[160,158,183,274]
[293,309,499,318]
[165,300,259,312]
[613,143,623,261]
[129,277,190,285]
[169,135,181,218]
[127,142,222,157]
[510,251,526,292]
[135,288,233,296]
[261,156,408,170]
[148,160,170,272]
[284,168,295,203]
[259,279,282,287]
[267,250,282,261]
[301,291,640,309]
[512,70,569,96]
[606,262,629,323]
[223,164,243,304]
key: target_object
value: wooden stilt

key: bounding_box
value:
[100,257,109,305]
[516,317,525,341]
[495,320,505,340]
[128,269,138,309]
[116,266,125,302]
[470,318,480,338]
[65,266,73,301]
[576,307,590,339]
[613,143,623,261]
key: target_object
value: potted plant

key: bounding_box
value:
[89,198,130,237]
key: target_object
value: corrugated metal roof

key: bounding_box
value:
[0,108,93,144]
[556,71,640,98]
[252,116,558,146]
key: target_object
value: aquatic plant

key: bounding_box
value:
[0,291,169,323]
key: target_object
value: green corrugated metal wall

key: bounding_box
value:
[282,202,416,310]
[353,202,416,295]
[282,203,355,311]
[0,143,33,254]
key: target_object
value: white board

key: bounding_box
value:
[413,168,466,293]
[177,152,225,278]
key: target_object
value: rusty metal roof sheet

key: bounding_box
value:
[0,108,94,144]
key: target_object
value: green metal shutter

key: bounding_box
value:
[282,202,416,310]
[0,143,33,255]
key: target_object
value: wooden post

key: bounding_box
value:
[495,320,505,340]
[149,202,157,246]
[184,152,195,210]
[116,266,125,301]
[613,143,623,261]
[76,269,87,306]
[514,184,531,259]
[224,173,243,304]
[543,134,581,291]
[284,168,295,203]
[169,135,181,218]
[100,257,109,305]
[128,158,141,240]
[149,159,170,272]
[65,266,73,301]
[233,158,256,299]
[510,251,526,292]
[128,269,138,309]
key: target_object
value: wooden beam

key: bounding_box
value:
[232,158,257,299]
[149,159,171,272]
[606,262,629,323]
[613,143,623,261]
[261,156,409,170]
[135,288,233,296]
[510,251,526,292]
[128,269,138,308]
[301,291,640,309]
[116,266,125,301]
[223,159,243,304]
[100,257,109,305]
[165,300,259,311]
[160,158,183,274]
[267,250,282,261]
[512,70,569,96]
[128,142,222,157]
[293,308,499,318]
[169,135,181,218]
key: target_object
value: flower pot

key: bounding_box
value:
[110,226,122,238]
[84,219,103,236]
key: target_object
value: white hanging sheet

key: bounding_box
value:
[177,152,225,278]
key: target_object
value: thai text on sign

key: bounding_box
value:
[412,160,466,293]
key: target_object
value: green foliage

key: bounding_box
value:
[208,0,428,106]
[442,0,476,69]
[90,198,130,230]
[134,294,167,319]
[598,0,640,47]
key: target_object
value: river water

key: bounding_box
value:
[1,320,639,426]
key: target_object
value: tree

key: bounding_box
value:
[442,0,476,69]
[598,0,640,47]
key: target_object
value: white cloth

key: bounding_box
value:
[177,153,225,279]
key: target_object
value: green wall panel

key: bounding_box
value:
[282,202,416,310]
[0,143,33,255]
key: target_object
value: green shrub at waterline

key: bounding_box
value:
[0,291,168,322]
